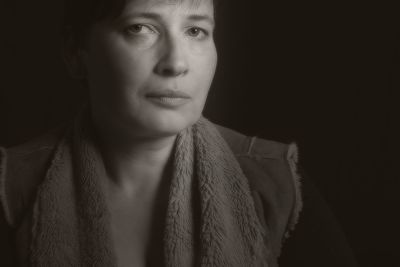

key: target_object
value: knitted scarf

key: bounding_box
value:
[30,114,269,266]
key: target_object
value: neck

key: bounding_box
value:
[91,117,177,195]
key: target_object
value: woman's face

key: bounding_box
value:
[82,0,217,138]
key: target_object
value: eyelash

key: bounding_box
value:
[124,24,157,35]
[124,24,209,39]
[186,27,209,39]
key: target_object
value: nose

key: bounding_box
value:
[154,36,189,77]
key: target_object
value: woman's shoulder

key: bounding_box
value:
[213,123,297,159]
[213,122,302,254]
[212,122,300,190]
[0,126,66,227]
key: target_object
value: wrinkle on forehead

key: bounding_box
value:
[127,0,211,10]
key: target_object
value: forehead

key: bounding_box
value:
[120,0,214,15]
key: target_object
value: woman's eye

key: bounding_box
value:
[186,27,208,39]
[125,24,155,35]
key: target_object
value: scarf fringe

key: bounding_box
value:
[286,142,302,234]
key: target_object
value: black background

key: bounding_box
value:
[1,1,399,266]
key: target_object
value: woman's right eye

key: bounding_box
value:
[124,24,156,35]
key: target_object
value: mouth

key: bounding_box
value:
[145,89,191,108]
[145,89,191,99]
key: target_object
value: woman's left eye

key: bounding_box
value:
[186,27,208,38]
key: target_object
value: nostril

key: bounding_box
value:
[156,63,188,77]
[161,68,175,76]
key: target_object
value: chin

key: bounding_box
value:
[136,109,200,138]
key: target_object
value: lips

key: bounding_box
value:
[145,89,191,108]
[145,89,191,99]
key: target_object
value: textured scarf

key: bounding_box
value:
[30,114,269,266]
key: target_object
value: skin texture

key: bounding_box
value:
[82,0,217,141]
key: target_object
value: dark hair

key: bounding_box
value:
[62,0,125,45]
[62,0,219,46]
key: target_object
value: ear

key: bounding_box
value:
[62,30,88,80]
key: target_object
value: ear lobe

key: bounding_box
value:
[62,33,87,80]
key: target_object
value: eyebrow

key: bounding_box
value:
[187,14,215,26]
[120,12,215,26]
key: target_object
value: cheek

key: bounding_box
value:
[93,47,144,86]
[190,48,217,113]
[86,41,154,100]
[195,47,217,91]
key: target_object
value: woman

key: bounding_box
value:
[0,0,302,266]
